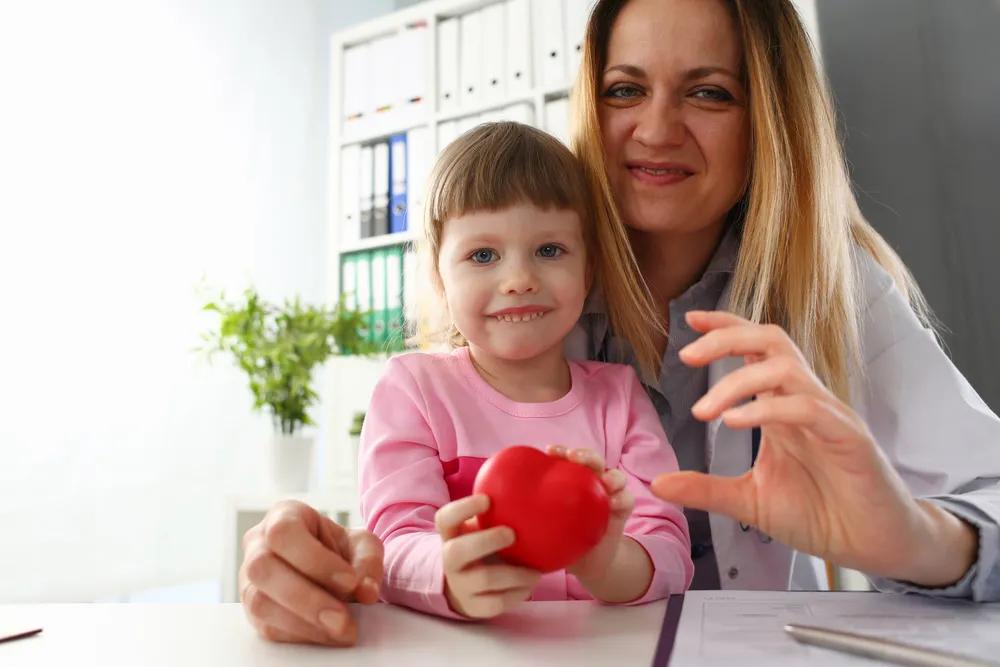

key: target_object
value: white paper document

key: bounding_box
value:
[669,590,1000,666]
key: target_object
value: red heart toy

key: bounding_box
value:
[473,445,610,573]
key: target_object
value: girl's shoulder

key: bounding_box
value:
[384,349,463,382]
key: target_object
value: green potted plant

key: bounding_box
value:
[201,288,374,492]
[348,411,365,487]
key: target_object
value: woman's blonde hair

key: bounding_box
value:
[570,0,935,401]
[415,121,664,373]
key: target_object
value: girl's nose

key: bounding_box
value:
[499,264,538,295]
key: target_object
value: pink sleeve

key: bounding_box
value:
[616,368,694,604]
[358,357,469,620]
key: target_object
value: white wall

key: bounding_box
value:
[0,0,393,602]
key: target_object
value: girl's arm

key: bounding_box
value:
[572,367,694,604]
[359,356,468,619]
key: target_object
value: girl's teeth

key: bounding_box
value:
[640,167,685,175]
[495,311,546,323]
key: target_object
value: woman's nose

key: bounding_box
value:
[633,96,686,148]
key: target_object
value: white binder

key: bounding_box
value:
[534,0,566,88]
[459,10,483,109]
[456,113,481,136]
[505,0,533,97]
[544,97,571,146]
[339,145,361,245]
[563,0,591,79]
[481,3,507,105]
[479,109,506,124]
[399,22,429,121]
[502,102,535,125]
[437,119,460,152]
[342,42,370,138]
[370,33,398,135]
[438,18,460,112]
[406,126,431,232]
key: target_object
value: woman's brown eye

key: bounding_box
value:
[692,87,734,102]
[603,85,642,99]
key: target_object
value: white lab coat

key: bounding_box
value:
[567,250,1000,599]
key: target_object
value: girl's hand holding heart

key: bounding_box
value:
[546,446,647,600]
[435,494,542,619]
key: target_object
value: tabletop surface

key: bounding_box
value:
[0,600,667,666]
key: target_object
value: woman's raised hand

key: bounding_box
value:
[651,311,977,587]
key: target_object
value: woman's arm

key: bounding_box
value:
[849,259,1000,598]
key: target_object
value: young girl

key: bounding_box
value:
[359,122,692,620]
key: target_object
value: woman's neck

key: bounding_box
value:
[467,343,571,403]
[631,221,728,317]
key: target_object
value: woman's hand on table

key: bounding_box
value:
[651,310,977,587]
[239,500,384,646]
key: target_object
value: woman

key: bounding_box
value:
[565,0,999,597]
[239,0,1000,646]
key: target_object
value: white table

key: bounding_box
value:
[0,600,667,666]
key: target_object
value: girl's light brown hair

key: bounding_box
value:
[416,121,664,377]
[570,0,935,401]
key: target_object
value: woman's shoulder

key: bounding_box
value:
[852,246,933,364]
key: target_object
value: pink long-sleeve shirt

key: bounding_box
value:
[359,346,693,619]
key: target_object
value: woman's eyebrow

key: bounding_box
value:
[603,63,740,81]
[683,65,740,81]
[604,63,646,78]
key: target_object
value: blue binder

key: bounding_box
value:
[389,133,408,233]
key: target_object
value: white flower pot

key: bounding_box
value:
[268,432,314,493]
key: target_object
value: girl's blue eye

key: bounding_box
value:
[538,244,563,258]
[470,249,496,264]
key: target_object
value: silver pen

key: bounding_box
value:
[784,623,999,667]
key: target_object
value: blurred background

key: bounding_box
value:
[0,0,996,604]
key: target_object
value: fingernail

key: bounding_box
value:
[332,571,356,590]
[362,576,380,596]
[319,609,346,636]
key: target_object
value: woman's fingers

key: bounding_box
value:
[681,314,803,368]
[442,526,516,571]
[721,394,865,445]
[651,471,756,528]
[242,542,357,644]
[691,355,824,421]
[242,584,355,646]
[346,528,384,604]
[262,503,359,597]
[435,494,490,540]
